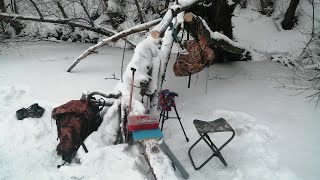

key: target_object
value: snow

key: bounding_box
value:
[1,0,320,179]
[1,41,320,180]
[232,0,320,59]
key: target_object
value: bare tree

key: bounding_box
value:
[281,0,300,30]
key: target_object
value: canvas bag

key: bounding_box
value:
[52,100,102,164]
[173,35,214,77]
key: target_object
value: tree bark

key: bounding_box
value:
[281,0,300,30]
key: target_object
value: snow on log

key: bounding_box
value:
[0,12,136,49]
[184,12,251,58]
[67,18,161,72]
[143,139,177,180]
[0,13,115,37]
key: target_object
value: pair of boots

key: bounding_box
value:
[16,103,45,120]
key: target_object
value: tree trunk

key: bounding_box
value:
[0,0,5,13]
[0,0,5,33]
[188,0,246,62]
[10,0,17,13]
[0,2,23,35]
[79,0,94,27]
[281,0,300,30]
[165,0,170,9]
[134,0,144,24]
[29,0,43,19]
[56,1,68,19]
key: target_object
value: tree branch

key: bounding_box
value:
[134,0,144,24]
[78,0,94,27]
[67,18,161,72]
[55,0,68,19]
[29,0,43,20]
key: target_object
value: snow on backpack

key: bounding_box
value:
[173,35,214,77]
[52,99,102,167]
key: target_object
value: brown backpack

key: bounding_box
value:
[52,100,102,166]
[173,35,214,76]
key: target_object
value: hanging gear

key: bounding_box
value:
[173,35,214,77]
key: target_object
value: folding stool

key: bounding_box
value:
[188,118,235,170]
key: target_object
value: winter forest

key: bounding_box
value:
[0,0,320,180]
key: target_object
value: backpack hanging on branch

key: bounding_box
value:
[173,35,214,77]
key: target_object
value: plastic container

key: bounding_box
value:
[128,114,159,131]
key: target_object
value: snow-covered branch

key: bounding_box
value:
[0,13,114,36]
[66,18,161,72]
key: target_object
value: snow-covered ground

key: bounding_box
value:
[0,42,319,180]
[1,0,320,179]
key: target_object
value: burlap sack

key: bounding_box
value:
[173,36,214,77]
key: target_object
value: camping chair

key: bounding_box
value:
[188,118,235,170]
[158,89,189,142]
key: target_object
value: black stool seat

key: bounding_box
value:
[189,118,235,170]
[194,118,233,134]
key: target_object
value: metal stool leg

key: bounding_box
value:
[158,110,164,122]
[173,106,189,142]
[188,135,218,170]
[160,111,166,131]
[203,134,227,166]
[188,131,235,170]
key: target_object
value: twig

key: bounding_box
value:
[105,73,120,80]
[209,71,238,80]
